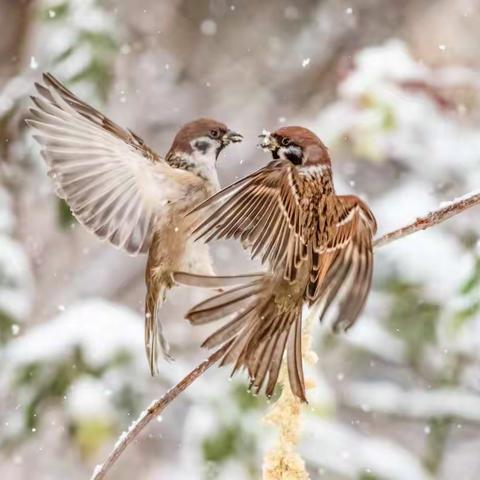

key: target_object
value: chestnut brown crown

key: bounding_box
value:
[168,118,242,157]
[263,125,331,167]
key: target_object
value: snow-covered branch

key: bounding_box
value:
[91,188,480,480]
[90,344,229,480]
[373,190,480,248]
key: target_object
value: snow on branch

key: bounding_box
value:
[373,190,480,248]
[91,188,480,480]
[90,344,229,480]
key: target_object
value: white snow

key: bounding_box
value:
[345,315,406,363]
[69,0,114,33]
[113,407,150,450]
[65,376,114,421]
[90,464,102,480]
[339,40,429,98]
[0,187,14,234]
[302,58,311,68]
[313,40,480,306]
[343,381,480,422]
[29,56,38,70]
[53,44,93,80]
[302,418,431,480]
[0,75,32,117]
[0,235,34,320]
[5,299,144,367]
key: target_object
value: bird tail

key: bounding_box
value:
[145,280,173,376]
[173,272,307,401]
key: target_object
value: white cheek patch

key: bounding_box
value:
[189,136,221,190]
[289,145,302,157]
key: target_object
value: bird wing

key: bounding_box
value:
[189,162,377,329]
[310,194,377,330]
[189,160,309,280]
[27,73,196,255]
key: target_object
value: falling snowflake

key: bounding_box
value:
[30,56,38,70]
[302,58,311,68]
[200,19,217,36]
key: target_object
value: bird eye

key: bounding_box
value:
[281,137,290,146]
[210,129,219,138]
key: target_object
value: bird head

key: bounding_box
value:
[169,118,242,160]
[259,126,330,167]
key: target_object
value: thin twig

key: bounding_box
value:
[373,190,480,248]
[91,189,480,480]
[90,343,230,480]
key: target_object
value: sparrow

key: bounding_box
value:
[174,126,377,401]
[27,73,242,376]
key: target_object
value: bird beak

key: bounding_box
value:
[258,130,278,151]
[223,130,243,145]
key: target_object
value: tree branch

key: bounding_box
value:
[91,188,480,480]
[90,343,230,480]
[373,190,480,248]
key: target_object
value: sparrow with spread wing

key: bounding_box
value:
[175,126,377,401]
[27,73,242,376]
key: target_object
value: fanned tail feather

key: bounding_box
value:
[180,272,307,401]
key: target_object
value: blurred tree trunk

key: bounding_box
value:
[0,0,34,159]
[0,0,33,86]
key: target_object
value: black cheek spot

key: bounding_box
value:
[194,140,210,154]
[285,151,302,165]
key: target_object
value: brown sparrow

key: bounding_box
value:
[175,126,377,401]
[27,73,242,376]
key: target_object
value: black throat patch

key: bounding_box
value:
[285,150,302,165]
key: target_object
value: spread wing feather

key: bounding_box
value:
[312,195,377,330]
[182,163,376,402]
[28,73,194,254]
[190,161,307,279]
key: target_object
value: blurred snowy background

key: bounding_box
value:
[2,0,480,479]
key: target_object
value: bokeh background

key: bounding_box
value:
[2,0,480,479]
